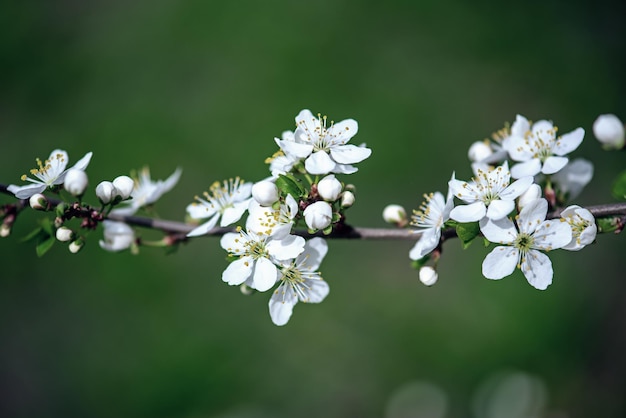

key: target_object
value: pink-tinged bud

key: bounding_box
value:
[63,168,88,196]
[303,201,333,230]
[29,193,48,210]
[252,180,279,206]
[112,176,135,200]
[317,175,343,201]
[96,181,116,204]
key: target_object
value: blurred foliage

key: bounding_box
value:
[1,1,625,417]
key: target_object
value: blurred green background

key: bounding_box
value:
[1,1,625,417]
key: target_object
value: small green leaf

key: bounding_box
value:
[40,217,54,235]
[456,222,480,245]
[612,169,626,200]
[36,236,55,257]
[276,174,306,198]
[411,255,430,270]
[21,226,44,243]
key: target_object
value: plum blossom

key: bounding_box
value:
[480,198,572,290]
[8,149,93,199]
[247,194,298,239]
[275,109,371,175]
[551,158,594,201]
[269,237,329,326]
[186,177,252,237]
[303,201,333,231]
[220,227,305,292]
[409,186,454,261]
[449,162,533,223]
[560,205,597,251]
[504,118,585,178]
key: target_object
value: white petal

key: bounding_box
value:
[252,257,278,292]
[409,229,440,260]
[295,109,318,138]
[161,167,183,194]
[328,118,359,141]
[71,151,93,171]
[510,114,530,137]
[269,284,297,326]
[449,202,486,223]
[448,179,478,203]
[222,257,253,285]
[541,156,568,175]
[510,159,541,178]
[330,144,371,164]
[520,250,553,290]
[304,151,336,175]
[551,158,593,199]
[486,199,514,220]
[7,183,47,199]
[532,220,572,250]
[220,200,249,226]
[517,198,547,235]
[499,176,534,200]
[332,163,358,174]
[482,246,519,279]
[505,136,534,162]
[553,127,584,156]
[479,217,517,244]
[303,279,330,303]
[186,201,217,219]
[186,214,220,237]
[220,232,245,254]
[267,235,305,260]
[298,237,328,270]
[277,139,313,158]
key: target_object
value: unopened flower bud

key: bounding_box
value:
[252,180,279,206]
[99,221,135,252]
[341,191,355,208]
[29,193,48,210]
[69,239,84,254]
[419,266,438,286]
[112,176,134,200]
[63,168,88,196]
[55,226,74,242]
[517,183,542,210]
[593,114,625,150]
[383,204,407,226]
[303,201,333,230]
[96,181,116,204]
[468,140,493,162]
[317,175,343,201]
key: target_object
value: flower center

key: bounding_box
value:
[514,232,534,252]
[21,153,65,185]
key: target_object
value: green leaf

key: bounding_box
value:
[456,222,480,246]
[36,236,55,257]
[612,169,626,200]
[40,217,54,235]
[275,174,306,198]
[21,226,44,243]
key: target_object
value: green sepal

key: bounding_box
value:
[331,212,342,223]
[597,217,621,233]
[36,236,55,257]
[455,222,480,248]
[276,174,306,198]
[411,255,430,270]
[612,169,626,200]
[322,225,333,235]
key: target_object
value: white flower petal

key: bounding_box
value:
[521,250,553,290]
[7,183,47,199]
[532,220,572,250]
[220,200,250,227]
[220,232,246,254]
[482,246,519,279]
[500,176,534,200]
[448,179,478,202]
[305,151,336,175]
[517,198,547,235]
[222,257,253,286]
[510,159,542,178]
[70,151,93,172]
[298,237,328,270]
[269,284,297,326]
[505,136,534,162]
[328,118,359,140]
[186,202,217,219]
[486,199,515,220]
[553,127,584,156]
[277,139,313,159]
[330,144,372,165]
[479,217,517,244]
[252,257,278,292]
[409,229,440,260]
[510,115,530,137]
[541,156,569,175]
[449,202,486,223]
[304,279,330,303]
[332,164,358,174]
[267,235,305,260]
[187,214,220,237]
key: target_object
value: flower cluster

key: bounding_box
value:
[186,109,371,325]
[393,114,599,290]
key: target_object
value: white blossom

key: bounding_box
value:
[186,177,252,237]
[220,228,305,292]
[247,194,298,239]
[303,201,333,231]
[269,237,329,326]
[560,205,597,251]
[480,198,572,290]
[63,168,88,196]
[449,162,533,222]
[275,109,371,175]
[55,226,74,242]
[504,118,585,178]
[383,204,407,225]
[268,130,299,177]
[99,221,135,252]
[8,149,93,199]
[419,266,439,286]
[112,175,135,200]
[593,114,624,149]
[409,185,454,261]
[317,174,343,201]
[113,167,182,216]
[95,181,117,204]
